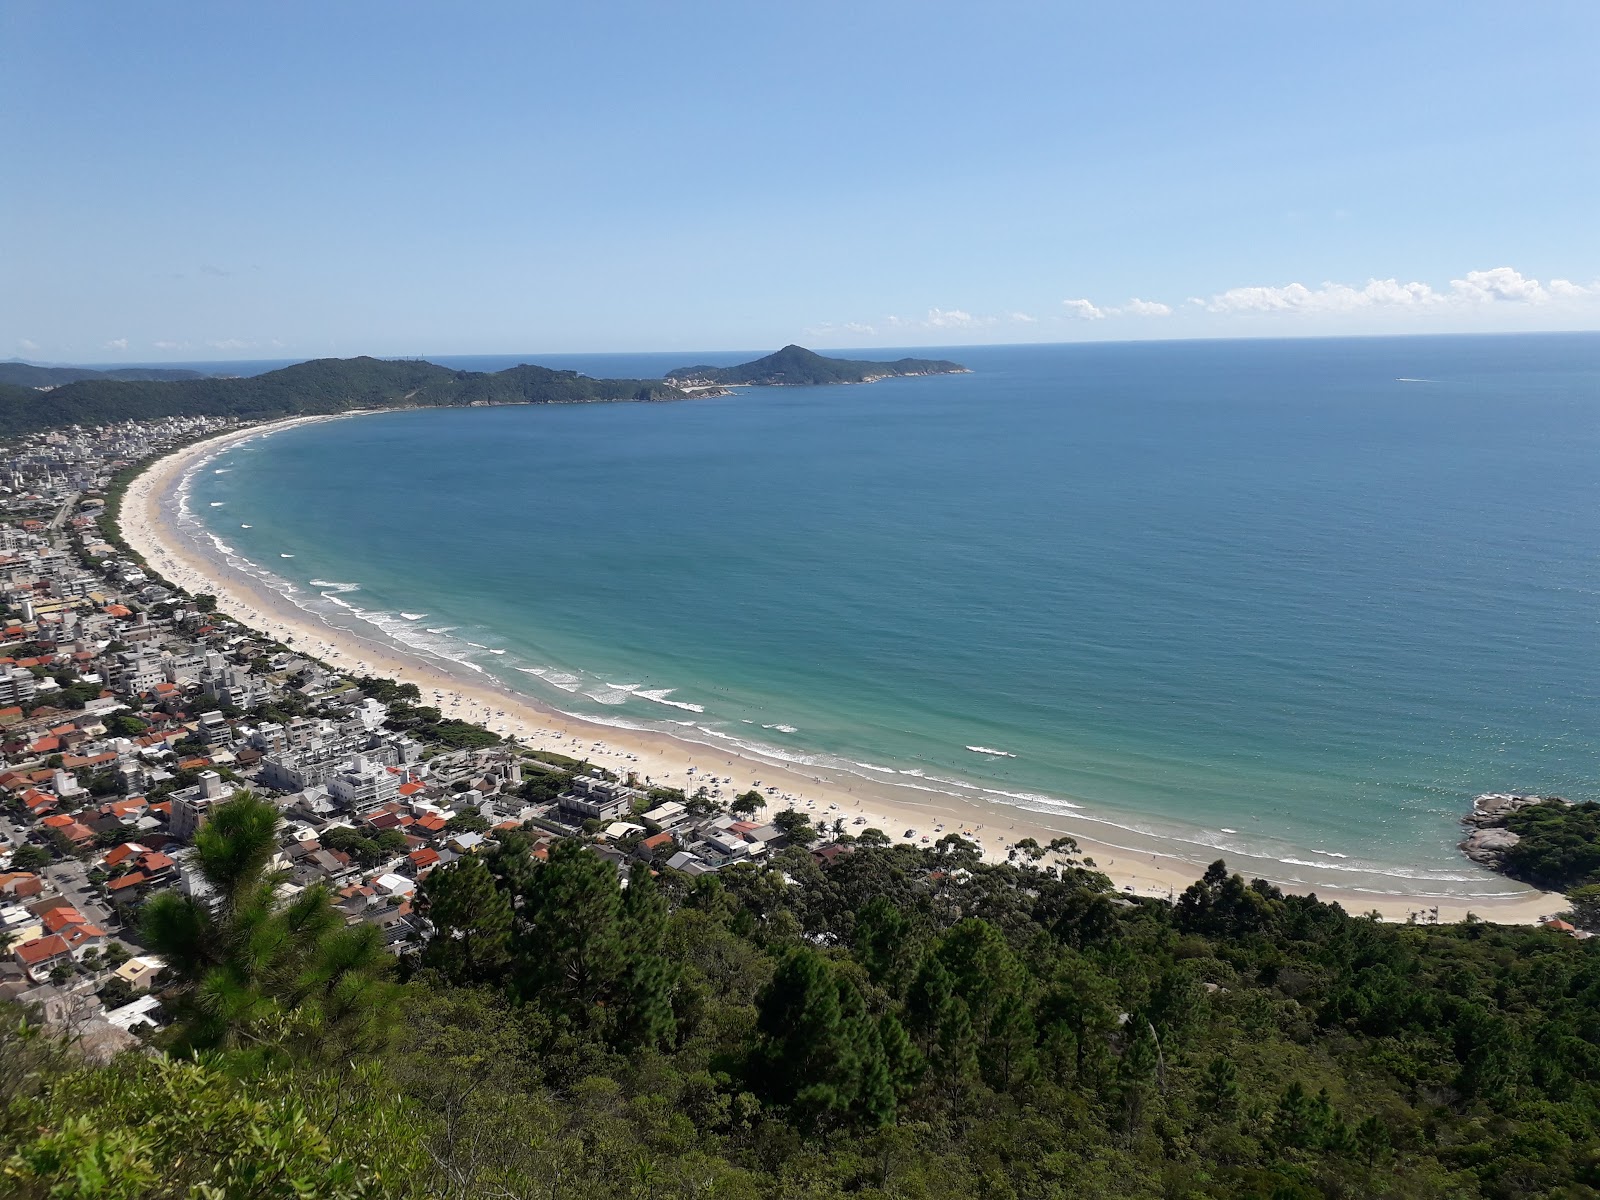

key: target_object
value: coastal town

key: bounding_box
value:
[0,416,860,1056]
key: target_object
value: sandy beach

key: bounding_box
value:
[118,415,1564,925]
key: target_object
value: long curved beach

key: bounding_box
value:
[119,414,1563,924]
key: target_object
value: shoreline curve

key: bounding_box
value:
[117,412,1563,924]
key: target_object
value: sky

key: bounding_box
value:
[3,1,1598,362]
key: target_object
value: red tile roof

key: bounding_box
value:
[42,907,85,933]
[13,934,69,966]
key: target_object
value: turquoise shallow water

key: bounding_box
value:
[180,335,1600,897]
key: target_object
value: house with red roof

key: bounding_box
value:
[13,933,72,981]
[0,871,43,899]
[19,788,57,815]
[406,846,440,875]
[41,906,86,935]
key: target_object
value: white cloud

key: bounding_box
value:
[152,340,191,351]
[206,338,252,351]
[1009,312,1038,324]
[1062,298,1106,320]
[1202,266,1600,317]
[843,322,877,336]
[16,338,39,354]
[1550,278,1599,299]
[1063,297,1173,319]
[1204,277,1444,315]
[103,337,129,351]
[1449,266,1547,304]
[885,308,999,331]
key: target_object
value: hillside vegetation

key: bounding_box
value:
[0,362,207,387]
[668,344,967,386]
[8,796,1600,1199]
[0,356,686,437]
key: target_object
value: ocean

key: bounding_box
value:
[178,334,1600,898]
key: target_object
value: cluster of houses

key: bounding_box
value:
[0,415,833,1054]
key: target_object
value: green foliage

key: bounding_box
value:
[1501,799,1600,890]
[730,789,766,816]
[102,714,148,739]
[9,844,49,872]
[13,837,1600,1198]
[0,1012,422,1198]
[419,856,511,986]
[140,792,401,1062]
[772,808,815,846]
[321,823,407,867]
[668,344,966,386]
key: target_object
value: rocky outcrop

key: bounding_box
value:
[1462,792,1561,829]
[1458,793,1568,867]
[1460,825,1522,867]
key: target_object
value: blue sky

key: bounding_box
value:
[3,1,1598,361]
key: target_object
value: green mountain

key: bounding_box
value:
[0,361,208,387]
[0,356,687,438]
[667,343,967,386]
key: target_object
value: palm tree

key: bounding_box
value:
[143,792,399,1063]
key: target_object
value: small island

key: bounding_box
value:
[666,344,968,389]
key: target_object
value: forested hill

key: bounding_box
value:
[667,343,968,386]
[0,361,207,387]
[0,356,687,437]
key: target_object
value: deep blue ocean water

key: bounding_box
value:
[182,334,1600,897]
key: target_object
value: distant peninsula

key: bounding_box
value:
[666,344,967,388]
[0,356,690,440]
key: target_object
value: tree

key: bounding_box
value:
[141,792,400,1062]
[104,714,148,738]
[613,862,678,1051]
[755,947,894,1130]
[730,789,766,817]
[853,895,913,991]
[1202,1054,1240,1118]
[192,593,217,612]
[419,856,512,986]
[773,809,815,846]
[10,844,49,872]
[515,840,625,1024]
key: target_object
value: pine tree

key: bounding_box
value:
[877,1010,924,1103]
[420,854,512,985]
[1202,1054,1239,1117]
[142,792,399,1062]
[758,947,844,1114]
[614,863,678,1051]
[853,896,913,991]
[516,840,625,1023]
[905,953,957,1052]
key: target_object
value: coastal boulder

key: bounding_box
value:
[1460,826,1521,867]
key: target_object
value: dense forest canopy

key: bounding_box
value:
[9,792,1600,1199]
[668,344,967,386]
[0,356,688,437]
[1502,800,1600,891]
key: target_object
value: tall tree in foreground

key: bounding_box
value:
[142,792,400,1062]
[419,854,512,985]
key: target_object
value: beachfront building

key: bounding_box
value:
[557,776,643,823]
